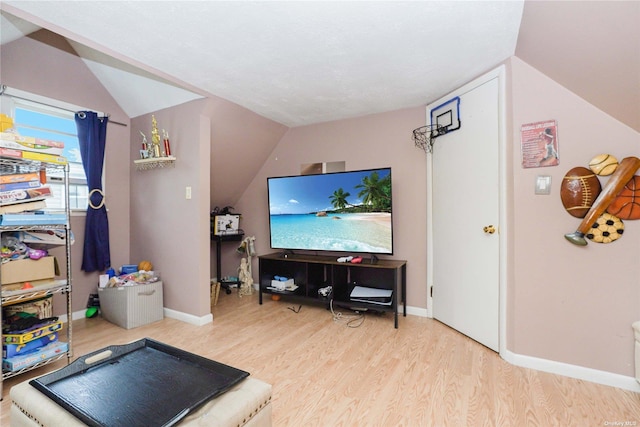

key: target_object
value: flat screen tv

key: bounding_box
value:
[267,167,393,255]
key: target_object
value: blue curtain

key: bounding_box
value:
[75,111,111,272]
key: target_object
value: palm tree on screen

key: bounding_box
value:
[355,172,391,211]
[329,188,351,210]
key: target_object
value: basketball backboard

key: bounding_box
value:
[429,96,461,137]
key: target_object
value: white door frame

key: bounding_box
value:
[426,65,508,355]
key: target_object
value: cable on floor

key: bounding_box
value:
[330,298,365,328]
[287,304,302,313]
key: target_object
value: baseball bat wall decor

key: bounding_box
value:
[565,156,640,246]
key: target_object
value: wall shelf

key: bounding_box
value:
[134,156,176,171]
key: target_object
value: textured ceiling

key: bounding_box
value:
[1,1,524,126]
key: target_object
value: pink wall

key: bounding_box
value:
[202,98,287,281]
[235,107,428,308]
[1,31,131,315]
[205,98,288,208]
[129,96,286,319]
[509,57,640,376]
[130,102,211,318]
[4,29,639,380]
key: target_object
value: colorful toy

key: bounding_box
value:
[138,260,153,271]
[1,235,47,260]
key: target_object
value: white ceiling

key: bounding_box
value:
[0,1,524,127]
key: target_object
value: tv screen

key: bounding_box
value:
[267,167,393,255]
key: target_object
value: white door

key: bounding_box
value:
[428,70,503,352]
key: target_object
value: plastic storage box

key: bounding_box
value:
[98,281,163,329]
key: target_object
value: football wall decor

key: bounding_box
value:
[560,167,601,218]
[565,156,640,246]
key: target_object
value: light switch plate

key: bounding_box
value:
[535,175,552,195]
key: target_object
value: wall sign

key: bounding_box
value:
[521,120,559,168]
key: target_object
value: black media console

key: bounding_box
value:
[258,253,407,328]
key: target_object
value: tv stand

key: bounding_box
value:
[258,253,407,328]
[281,249,295,259]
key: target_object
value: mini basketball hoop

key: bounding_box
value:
[412,124,446,154]
[414,96,462,154]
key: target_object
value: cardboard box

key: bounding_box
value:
[0,185,53,205]
[0,115,12,132]
[0,212,66,226]
[3,332,58,358]
[0,256,58,285]
[120,264,138,275]
[98,281,164,329]
[0,172,41,185]
[3,295,53,319]
[0,132,65,149]
[2,320,62,345]
[213,214,241,235]
[0,180,41,192]
[0,138,64,156]
[0,147,67,165]
[2,340,67,372]
[270,278,295,290]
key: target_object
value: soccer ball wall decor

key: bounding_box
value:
[563,154,640,246]
[586,212,624,244]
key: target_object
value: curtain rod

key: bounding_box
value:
[0,84,127,127]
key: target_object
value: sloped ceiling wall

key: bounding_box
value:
[516,1,640,132]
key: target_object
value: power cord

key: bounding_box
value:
[287,304,302,313]
[330,298,365,328]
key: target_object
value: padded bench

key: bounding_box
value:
[11,376,272,426]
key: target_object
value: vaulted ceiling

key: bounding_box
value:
[1,1,638,132]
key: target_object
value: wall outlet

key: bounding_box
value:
[186,186,192,199]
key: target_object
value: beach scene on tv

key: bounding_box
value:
[268,168,393,254]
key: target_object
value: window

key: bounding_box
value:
[3,94,90,211]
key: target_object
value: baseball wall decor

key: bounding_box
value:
[564,156,640,246]
[588,153,619,176]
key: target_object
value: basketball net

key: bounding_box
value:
[412,125,443,154]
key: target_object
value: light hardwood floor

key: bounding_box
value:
[2,292,640,426]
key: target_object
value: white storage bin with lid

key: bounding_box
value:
[98,281,163,329]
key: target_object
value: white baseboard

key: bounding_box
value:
[163,307,213,326]
[406,305,639,392]
[405,305,428,318]
[60,308,212,326]
[58,310,86,323]
[502,349,640,393]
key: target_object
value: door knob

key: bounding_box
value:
[483,225,496,234]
